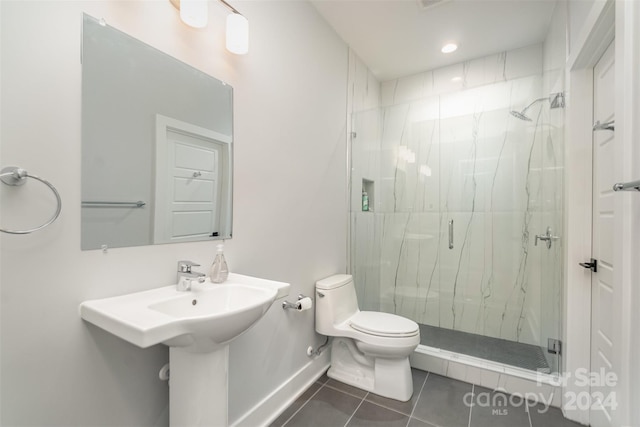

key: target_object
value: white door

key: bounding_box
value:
[589,40,617,427]
[154,115,230,244]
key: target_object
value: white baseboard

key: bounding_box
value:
[230,351,330,427]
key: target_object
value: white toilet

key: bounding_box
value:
[315,274,420,402]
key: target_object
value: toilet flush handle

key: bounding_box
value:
[317,291,325,298]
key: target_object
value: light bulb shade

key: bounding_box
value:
[226,13,248,55]
[180,0,208,28]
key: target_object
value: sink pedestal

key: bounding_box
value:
[170,346,228,426]
[79,273,291,427]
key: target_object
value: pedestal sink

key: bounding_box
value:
[80,273,290,426]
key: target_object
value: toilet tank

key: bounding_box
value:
[315,274,359,336]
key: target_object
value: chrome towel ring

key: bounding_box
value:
[0,166,62,234]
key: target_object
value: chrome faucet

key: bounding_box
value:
[176,260,206,291]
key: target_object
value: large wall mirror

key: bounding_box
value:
[81,14,233,250]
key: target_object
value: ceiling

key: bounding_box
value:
[311,0,558,81]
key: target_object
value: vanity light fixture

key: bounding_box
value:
[441,43,458,54]
[225,9,249,54]
[180,0,208,28]
[171,0,249,55]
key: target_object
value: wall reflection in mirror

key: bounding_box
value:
[81,14,233,250]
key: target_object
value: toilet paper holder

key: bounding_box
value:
[282,294,312,311]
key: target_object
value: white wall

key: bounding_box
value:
[0,1,347,425]
[567,0,608,57]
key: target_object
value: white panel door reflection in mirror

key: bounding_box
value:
[154,115,231,244]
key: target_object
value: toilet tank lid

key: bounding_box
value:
[316,274,353,290]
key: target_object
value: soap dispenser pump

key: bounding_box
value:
[210,243,229,283]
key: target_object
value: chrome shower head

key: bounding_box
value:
[510,92,565,122]
[510,110,532,121]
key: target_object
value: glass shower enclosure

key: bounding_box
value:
[349,52,564,375]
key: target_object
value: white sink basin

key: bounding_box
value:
[80,273,290,352]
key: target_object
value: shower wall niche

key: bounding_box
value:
[349,44,564,374]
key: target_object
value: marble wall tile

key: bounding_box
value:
[462,52,508,89]
[348,50,381,113]
[380,44,542,108]
[351,212,382,311]
[378,99,440,213]
[432,63,465,96]
[351,43,563,360]
[379,212,441,323]
[351,108,382,211]
[380,71,436,107]
[504,44,544,81]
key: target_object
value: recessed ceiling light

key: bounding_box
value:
[441,43,458,54]
[451,76,462,82]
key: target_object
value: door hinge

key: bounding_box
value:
[548,338,562,355]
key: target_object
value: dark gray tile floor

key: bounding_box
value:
[270,369,583,427]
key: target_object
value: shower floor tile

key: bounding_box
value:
[271,369,582,427]
[418,324,552,373]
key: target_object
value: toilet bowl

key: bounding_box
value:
[315,274,420,402]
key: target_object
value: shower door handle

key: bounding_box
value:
[448,220,454,249]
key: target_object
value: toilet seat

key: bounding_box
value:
[349,311,419,338]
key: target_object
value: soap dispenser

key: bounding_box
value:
[210,243,229,283]
[362,190,369,211]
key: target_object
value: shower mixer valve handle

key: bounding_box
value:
[534,226,560,249]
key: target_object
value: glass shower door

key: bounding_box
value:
[349,73,563,375]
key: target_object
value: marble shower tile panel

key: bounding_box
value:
[487,212,525,290]
[378,103,411,212]
[381,103,412,146]
[541,112,564,214]
[379,212,440,323]
[507,75,544,114]
[381,44,541,105]
[348,50,381,113]
[462,52,508,89]
[380,80,395,108]
[379,99,439,213]
[400,213,441,325]
[439,80,515,120]
[380,71,436,107]
[390,120,440,213]
[439,139,484,213]
[441,212,496,335]
[438,121,536,215]
[351,212,382,311]
[477,211,532,341]
[432,63,464,95]
[504,44,543,81]
[437,211,477,330]
[521,212,543,345]
[409,121,440,213]
[438,111,508,214]
[379,212,411,303]
[351,109,382,211]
